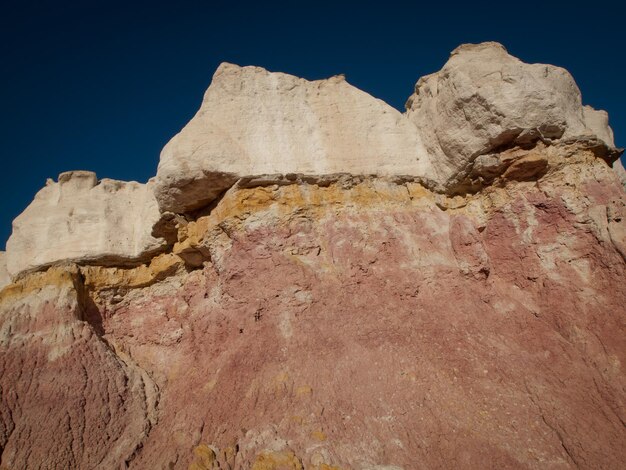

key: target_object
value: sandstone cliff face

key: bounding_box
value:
[1,43,625,469]
[0,267,159,469]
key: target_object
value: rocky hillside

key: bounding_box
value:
[1,42,625,469]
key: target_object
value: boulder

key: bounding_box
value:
[155,44,620,209]
[405,42,615,190]
[583,105,615,147]
[6,171,166,278]
[153,63,433,213]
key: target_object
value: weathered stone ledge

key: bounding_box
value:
[3,41,625,285]
[1,140,623,296]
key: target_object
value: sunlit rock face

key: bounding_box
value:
[153,63,433,213]
[1,43,626,469]
[5,171,166,279]
[154,42,620,211]
[5,42,621,281]
[583,105,615,147]
[0,253,9,290]
[0,267,158,469]
[405,42,617,191]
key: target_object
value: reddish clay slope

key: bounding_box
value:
[1,143,625,469]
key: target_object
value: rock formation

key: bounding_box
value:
[154,63,433,213]
[6,171,166,278]
[155,42,620,213]
[405,42,618,191]
[1,43,625,469]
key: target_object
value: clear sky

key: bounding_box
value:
[1,0,624,249]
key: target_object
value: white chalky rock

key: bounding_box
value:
[154,63,434,212]
[583,105,615,147]
[405,42,593,189]
[6,171,166,278]
[155,43,619,208]
[0,252,9,290]
[8,43,620,277]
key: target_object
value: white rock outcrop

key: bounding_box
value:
[6,171,166,278]
[5,42,622,280]
[404,42,606,190]
[154,43,619,211]
[154,64,434,213]
[583,105,615,147]
[0,252,9,290]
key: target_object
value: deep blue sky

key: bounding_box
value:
[1,1,624,249]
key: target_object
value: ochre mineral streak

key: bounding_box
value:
[1,42,625,469]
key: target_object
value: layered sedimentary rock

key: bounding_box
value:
[6,171,166,278]
[2,141,626,469]
[1,42,626,469]
[405,42,618,191]
[5,42,621,282]
[0,267,159,468]
[154,64,432,213]
[154,42,620,212]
